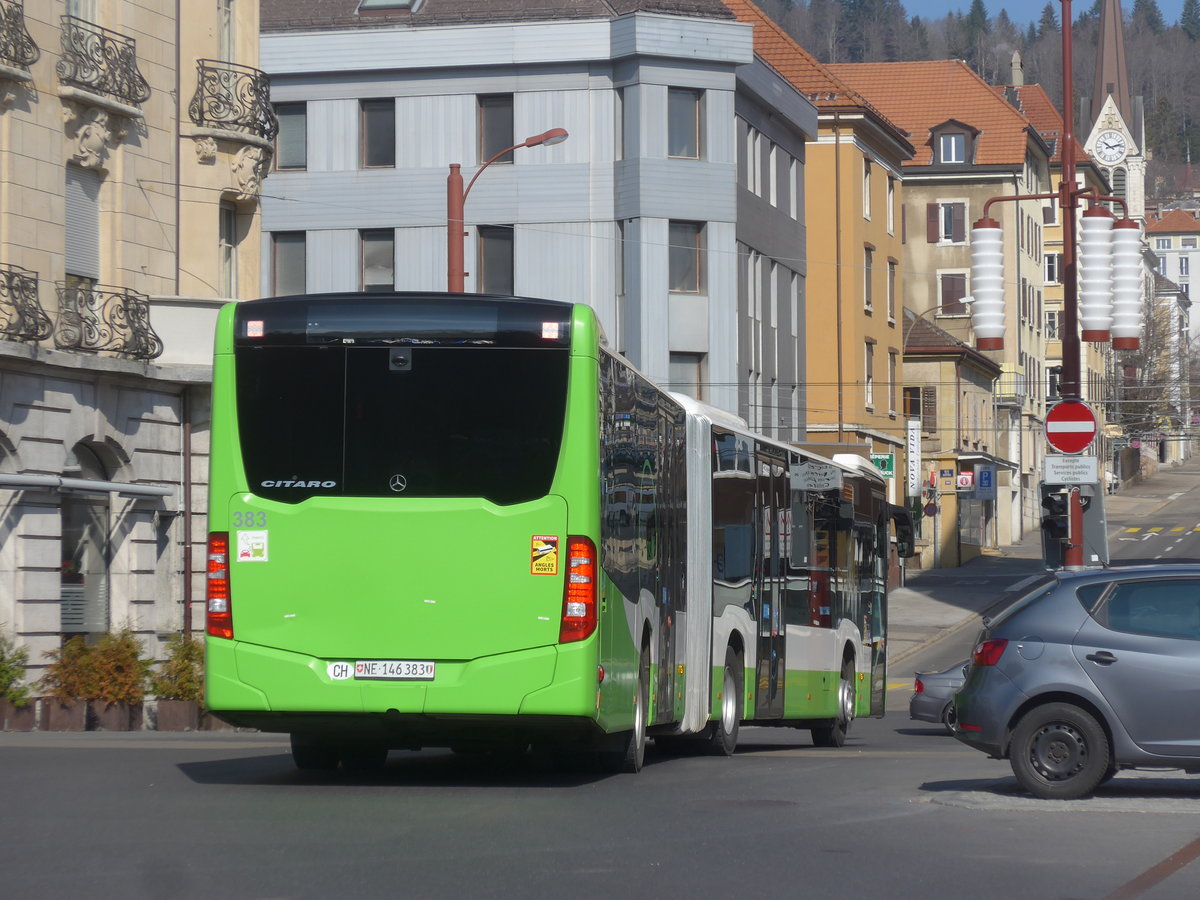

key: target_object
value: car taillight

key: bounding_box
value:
[559,536,597,643]
[206,532,233,640]
[914,678,925,694]
[972,638,1008,667]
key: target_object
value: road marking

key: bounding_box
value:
[1103,835,1200,900]
[1170,527,1186,532]
[1167,492,1186,501]
[1147,527,1164,533]
[1125,527,1141,533]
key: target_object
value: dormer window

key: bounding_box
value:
[358,0,425,10]
[940,133,966,164]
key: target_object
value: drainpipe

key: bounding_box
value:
[182,387,193,635]
[834,112,844,442]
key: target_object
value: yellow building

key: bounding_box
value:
[0,0,271,679]
[723,0,913,501]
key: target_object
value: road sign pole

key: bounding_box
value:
[1066,487,1084,569]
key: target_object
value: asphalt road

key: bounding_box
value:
[6,468,1200,899]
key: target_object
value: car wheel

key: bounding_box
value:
[1009,703,1110,800]
[812,659,855,748]
[290,734,339,771]
[707,646,743,756]
[941,701,957,735]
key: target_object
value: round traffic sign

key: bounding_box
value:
[1045,400,1098,454]
[923,503,938,517]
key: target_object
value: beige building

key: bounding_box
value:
[0,0,272,684]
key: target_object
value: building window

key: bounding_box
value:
[887,259,897,321]
[864,341,875,410]
[219,201,238,298]
[863,245,874,311]
[904,386,937,431]
[274,103,307,170]
[1182,257,1191,277]
[1043,205,1057,225]
[669,221,702,293]
[1045,310,1061,339]
[668,352,704,400]
[1044,252,1062,284]
[478,94,514,164]
[939,272,969,315]
[272,232,306,295]
[218,0,235,61]
[477,225,514,294]
[1157,256,1167,276]
[939,133,965,163]
[1155,237,1171,250]
[1183,238,1197,249]
[60,445,110,635]
[927,202,965,243]
[887,176,895,234]
[668,87,702,159]
[360,229,394,292]
[360,99,395,168]
[888,350,898,415]
[863,158,872,219]
[66,0,97,20]
[615,88,624,160]
[65,166,102,282]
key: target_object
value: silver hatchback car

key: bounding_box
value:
[954,565,1200,799]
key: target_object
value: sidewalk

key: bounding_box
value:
[887,454,1200,669]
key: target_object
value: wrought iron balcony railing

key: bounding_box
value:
[0,0,39,70]
[0,264,51,342]
[188,59,278,142]
[57,16,151,107]
[54,282,163,360]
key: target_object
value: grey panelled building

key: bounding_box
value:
[259,0,817,430]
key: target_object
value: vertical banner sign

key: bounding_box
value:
[906,419,922,496]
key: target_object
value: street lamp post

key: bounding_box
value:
[446,127,568,292]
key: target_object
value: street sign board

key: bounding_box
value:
[869,452,895,479]
[975,464,997,500]
[1044,455,1098,484]
[790,462,843,492]
[956,472,974,489]
[1045,400,1098,454]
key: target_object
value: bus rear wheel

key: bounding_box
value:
[811,659,855,748]
[707,646,743,756]
[604,643,649,774]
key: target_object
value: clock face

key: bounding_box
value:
[1096,130,1127,164]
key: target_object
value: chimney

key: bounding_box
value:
[1011,50,1024,87]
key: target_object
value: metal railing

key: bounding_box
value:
[0,0,38,70]
[188,58,278,141]
[0,263,51,341]
[54,282,163,359]
[995,363,1028,407]
[57,15,150,107]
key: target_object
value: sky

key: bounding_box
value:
[914,1,1188,25]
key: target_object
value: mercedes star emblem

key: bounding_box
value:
[389,474,407,492]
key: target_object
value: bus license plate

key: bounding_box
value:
[354,660,435,681]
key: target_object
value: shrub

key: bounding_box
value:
[0,632,32,708]
[41,628,152,705]
[149,634,204,703]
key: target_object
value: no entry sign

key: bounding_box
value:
[1045,400,1098,454]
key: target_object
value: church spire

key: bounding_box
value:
[1091,0,1132,127]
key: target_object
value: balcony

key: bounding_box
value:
[995,363,1027,408]
[57,16,150,109]
[54,282,163,360]
[0,264,52,342]
[188,59,278,143]
[0,0,39,73]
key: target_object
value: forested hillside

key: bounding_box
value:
[757,0,1200,199]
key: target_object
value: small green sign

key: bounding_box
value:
[870,453,895,478]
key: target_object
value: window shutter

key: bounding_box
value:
[951,203,966,242]
[926,203,939,243]
[65,166,101,280]
[921,387,937,431]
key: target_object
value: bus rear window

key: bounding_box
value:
[235,345,569,504]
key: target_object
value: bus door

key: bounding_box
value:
[866,516,888,716]
[651,397,686,725]
[753,451,787,719]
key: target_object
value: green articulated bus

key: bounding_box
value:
[206,292,915,773]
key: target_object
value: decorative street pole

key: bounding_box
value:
[446,127,568,292]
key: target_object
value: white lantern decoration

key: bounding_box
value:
[970,217,1005,350]
[1078,206,1114,342]
[1110,218,1142,349]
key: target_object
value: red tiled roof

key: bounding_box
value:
[827,60,1034,167]
[994,83,1089,166]
[1146,208,1200,234]
[720,0,909,151]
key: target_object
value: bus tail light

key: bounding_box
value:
[206,532,233,639]
[972,638,1008,667]
[559,536,597,643]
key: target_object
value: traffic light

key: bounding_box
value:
[1040,485,1070,569]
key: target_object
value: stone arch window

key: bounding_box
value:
[60,444,111,635]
